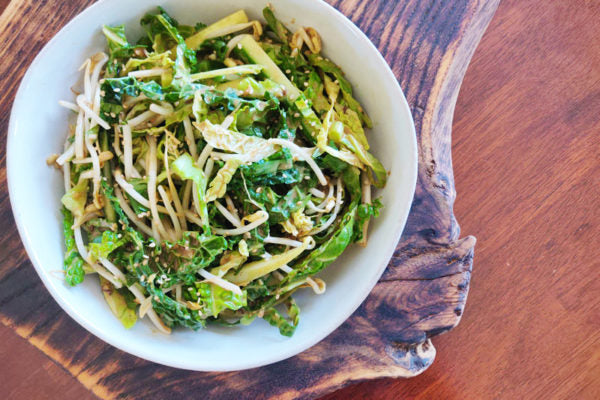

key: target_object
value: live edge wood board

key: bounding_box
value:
[0,0,499,398]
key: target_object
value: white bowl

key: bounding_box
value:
[7,0,417,371]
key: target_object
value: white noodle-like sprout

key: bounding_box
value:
[58,100,79,112]
[56,143,75,166]
[182,180,193,212]
[184,210,204,227]
[128,284,171,334]
[197,144,214,169]
[240,171,264,210]
[157,185,182,239]
[225,34,246,58]
[268,138,327,185]
[225,195,240,222]
[279,264,293,273]
[147,136,168,242]
[72,211,101,229]
[191,181,202,219]
[359,173,372,246]
[89,52,108,99]
[63,160,71,193]
[264,236,303,247]
[71,151,113,165]
[309,178,343,235]
[163,135,187,230]
[128,68,170,78]
[80,58,92,103]
[99,257,127,283]
[211,210,268,236]
[172,284,181,303]
[121,125,140,178]
[138,296,153,318]
[309,188,325,198]
[305,200,327,215]
[306,277,326,294]
[115,188,154,237]
[74,111,85,159]
[183,116,198,159]
[84,131,102,208]
[203,157,214,178]
[114,170,150,208]
[73,227,88,259]
[74,226,122,287]
[78,170,95,181]
[214,200,242,228]
[91,263,122,288]
[62,138,72,192]
[90,85,102,128]
[123,94,147,109]
[127,110,156,128]
[149,103,173,116]
[309,183,336,214]
[221,115,235,129]
[76,94,110,130]
[198,269,243,296]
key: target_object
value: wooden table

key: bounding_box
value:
[1,0,599,398]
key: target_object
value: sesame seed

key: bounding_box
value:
[114,88,120,93]
[303,82,309,87]
[294,112,300,118]
[100,90,105,97]
[110,112,116,118]
[285,69,291,74]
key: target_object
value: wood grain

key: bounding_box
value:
[0,0,496,398]
[325,0,600,398]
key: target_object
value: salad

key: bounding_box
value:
[50,5,386,336]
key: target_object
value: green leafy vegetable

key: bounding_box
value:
[62,208,85,286]
[56,6,387,337]
[101,277,137,328]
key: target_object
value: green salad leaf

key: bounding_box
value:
[56,5,388,337]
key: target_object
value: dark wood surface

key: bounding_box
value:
[0,0,492,397]
[3,0,599,398]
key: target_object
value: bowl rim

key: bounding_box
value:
[6,0,418,371]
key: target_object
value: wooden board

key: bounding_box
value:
[0,0,498,398]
